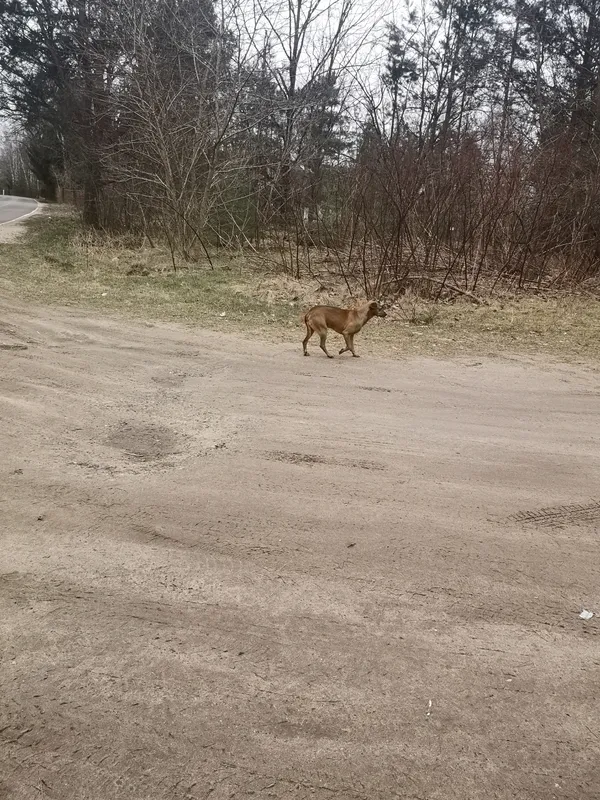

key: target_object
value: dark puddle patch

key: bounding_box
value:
[106,422,181,462]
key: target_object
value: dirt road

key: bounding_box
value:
[1,297,599,800]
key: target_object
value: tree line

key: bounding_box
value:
[1,0,600,295]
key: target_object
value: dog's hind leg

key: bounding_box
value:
[319,331,334,358]
[302,324,313,355]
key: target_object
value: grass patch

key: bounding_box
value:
[370,294,600,360]
[1,206,600,362]
[0,209,299,332]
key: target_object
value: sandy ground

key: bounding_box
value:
[1,295,600,800]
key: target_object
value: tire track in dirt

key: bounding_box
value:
[507,500,600,528]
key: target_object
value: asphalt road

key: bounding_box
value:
[0,194,38,224]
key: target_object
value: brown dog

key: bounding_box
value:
[302,300,387,358]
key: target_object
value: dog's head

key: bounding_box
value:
[368,300,387,318]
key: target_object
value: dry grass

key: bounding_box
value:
[1,206,600,363]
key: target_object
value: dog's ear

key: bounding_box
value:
[369,300,378,309]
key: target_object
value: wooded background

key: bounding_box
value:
[1,0,600,295]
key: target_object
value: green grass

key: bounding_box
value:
[2,207,600,362]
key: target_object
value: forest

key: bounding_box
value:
[1,0,600,298]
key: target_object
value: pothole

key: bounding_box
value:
[106,422,181,462]
[151,371,187,389]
